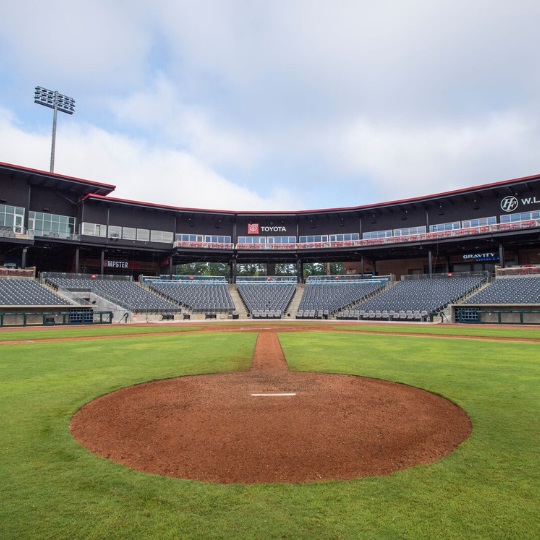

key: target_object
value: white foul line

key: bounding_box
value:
[250,393,297,397]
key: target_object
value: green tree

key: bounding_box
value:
[302,262,344,278]
[236,263,265,276]
[175,262,228,277]
[275,263,297,276]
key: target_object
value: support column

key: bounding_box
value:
[428,250,433,277]
[499,243,505,268]
[360,255,365,277]
[169,256,174,278]
[100,249,105,275]
[75,247,80,273]
[297,260,304,283]
[21,247,28,269]
[230,260,237,283]
[25,185,32,233]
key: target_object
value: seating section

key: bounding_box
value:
[464,277,540,304]
[297,281,384,319]
[47,277,181,313]
[237,283,296,319]
[354,276,485,320]
[150,282,235,313]
[0,278,72,306]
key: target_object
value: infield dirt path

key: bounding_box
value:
[70,331,472,484]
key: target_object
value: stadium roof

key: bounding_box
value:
[2,161,539,214]
[81,172,540,216]
[0,161,115,197]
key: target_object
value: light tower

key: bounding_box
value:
[34,86,76,173]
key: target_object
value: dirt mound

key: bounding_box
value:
[70,332,471,484]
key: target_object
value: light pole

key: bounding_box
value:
[34,86,76,173]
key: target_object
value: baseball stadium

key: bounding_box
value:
[1,161,539,539]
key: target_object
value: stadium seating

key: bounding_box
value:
[297,280,384,318]
[150,281,235,313]
[463,276,540,304]
[237,282,296,318]
[0,278,72,306]
[47,277,181,313]
[356,276,486,319]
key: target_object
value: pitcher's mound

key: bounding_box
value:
[70,370,471,484]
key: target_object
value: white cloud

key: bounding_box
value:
[0,1,152,89]
[2,1,540,211]
[0,111,298,211]
[109,74,266,168]
[151,1,540,119]
[0,107,50,171]
[327,112,540,200]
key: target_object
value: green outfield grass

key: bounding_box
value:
[0,324,202,342]
[0,325,538,539]
[333,322,540,340]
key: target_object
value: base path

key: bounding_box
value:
[70,332,471,484]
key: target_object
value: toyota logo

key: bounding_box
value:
[500,196,518,212]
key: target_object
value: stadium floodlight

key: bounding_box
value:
[34,86,76,173]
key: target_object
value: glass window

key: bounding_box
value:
[137,228,150,241]
[238,236,266,244]
[329,233,359,242]
[501,210,540,223]
[122,227,136,240]
[81,222,106,237]
[1,204,26,229]
[299,235,328,243]
[429,221,461,232]
[462,216,496,228]
[362,229,392,240]
[203,235,231,243]
[178,234,203,242]
[267,236,295,244]
[29,210,75,237]
[394,226,426,237]
[151,230,174,243]
[108,225,122,238]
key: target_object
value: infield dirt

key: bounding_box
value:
[70,329,472,484]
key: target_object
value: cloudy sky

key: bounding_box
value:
[1,1,539,211]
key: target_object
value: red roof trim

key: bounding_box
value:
[81,172,540,216]
[0,161,116,191]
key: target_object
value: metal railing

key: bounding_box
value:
[496,265,540,277]
[41,272,132,281]
[174,219,540,251]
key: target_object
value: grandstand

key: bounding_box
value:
[348,274,487,321]
[0,277,72,307]
[464,276,540,305]
[46,275,181,314]
[236,277,296,318]
[149,276,235,314]
[1,162,539,326]
[297,276,386,319]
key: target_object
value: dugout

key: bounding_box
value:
[453,306,540,325]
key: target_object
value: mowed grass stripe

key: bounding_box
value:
[0,332,256,540]
[1,322,537,344]
[333,322,540,340]
[279,332,539,539]
[0,324,203,343]
[0,328,538,539]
